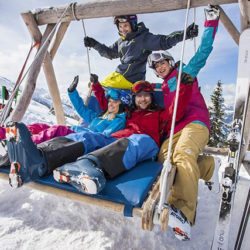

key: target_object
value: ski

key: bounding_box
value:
[234,187,250,250]
[211,28,250,250]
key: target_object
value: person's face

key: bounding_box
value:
[108,98,121,114]
[135,92,152,110]
[155,60,172,78]
[118,22,132,36]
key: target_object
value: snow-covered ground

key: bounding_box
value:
[0,79,249,250]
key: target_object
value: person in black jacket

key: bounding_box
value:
[84,14,198,89]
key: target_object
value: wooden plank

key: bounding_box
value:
[218,5,240,45]
[25,0,238,26]
[50,22,70,61]
[10,24,55,122]
[0,171,143,217]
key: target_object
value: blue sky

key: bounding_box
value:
[0,0,240,105]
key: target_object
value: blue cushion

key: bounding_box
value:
[0,160,162,214]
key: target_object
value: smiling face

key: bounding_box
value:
[135,91,152,110]
[118,22,132,36]
[108,98,121,114]
[154,59,172,78]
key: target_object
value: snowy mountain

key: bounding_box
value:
[0,76,79,123]
[0,76,249,250]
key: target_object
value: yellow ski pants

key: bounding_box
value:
[158,123,215,224]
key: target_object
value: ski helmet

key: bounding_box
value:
[106,89,131,105]
[148,51,175,69]
[114,15,138,31]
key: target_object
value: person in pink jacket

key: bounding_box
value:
[147,5,220,240]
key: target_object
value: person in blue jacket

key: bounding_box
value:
[6,74,128,187]
[84,15,198,89]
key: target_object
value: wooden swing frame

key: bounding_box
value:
[1,0,250,230]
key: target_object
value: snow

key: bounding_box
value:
[0,80,249,250]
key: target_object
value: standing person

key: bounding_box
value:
[84,15,198,89]
[53,79,192,196]
[6,75,127,186]
[147,5,221,240]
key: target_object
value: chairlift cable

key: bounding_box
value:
[158,0,191,214]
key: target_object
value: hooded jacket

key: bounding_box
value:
[162,19,219,136]
[93,22,186,83]
[68,89,126,136]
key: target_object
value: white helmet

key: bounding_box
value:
[148,51,175,69]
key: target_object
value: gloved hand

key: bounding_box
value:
[205,5,220,21]
[90,73,99,84]
[68,75,79,92]
[84,36,98,48]
[186,23,199,39]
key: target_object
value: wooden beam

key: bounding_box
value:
[43,40,66,124]
[50,22,70,61]
[239,0,250,31]
[218,5,240,45]
[25,0,238,26]
[10,21,55,122]
[17,12,66,124]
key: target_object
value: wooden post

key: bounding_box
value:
[218,6,240,45]
[239,0,250,31]
[43,39,66,124]
[10,22,55,122]
[15,12,66,124]
[50,22,70,61]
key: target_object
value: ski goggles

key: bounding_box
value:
[148,52,174,68]
[132,80,154,94]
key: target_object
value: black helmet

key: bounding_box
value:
[114,15,138,31]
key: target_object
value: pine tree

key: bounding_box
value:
[208,80,227,147]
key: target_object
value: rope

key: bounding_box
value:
[193,7,197,53]
[71,2,92,105]
[0,3,72,126]
[157,0,191,214]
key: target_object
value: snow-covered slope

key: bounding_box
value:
[0,77,249,250]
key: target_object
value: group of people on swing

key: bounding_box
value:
[2,5,221,241]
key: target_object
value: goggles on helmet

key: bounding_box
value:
[114,15,138,31]
[132,80,154,94]
[148,51,175,69]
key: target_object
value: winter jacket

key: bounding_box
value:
[162,19,219,136]
[68,89,126,136]
[111,83,193,146]
[93,22,186,83]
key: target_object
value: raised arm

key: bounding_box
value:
[84,37,119,59]
[143,23,198,51]
[68,76,98,123]
[183,6,220,78]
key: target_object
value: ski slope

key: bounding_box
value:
[0,82,249,250]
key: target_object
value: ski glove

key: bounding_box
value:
[68,75,79,92]
[84,37,98,48]
[186,23,199,39]
[205,5,220,20]
[90,74,99,84]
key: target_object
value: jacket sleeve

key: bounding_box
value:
[68,89,98,124]
[91,82,108,111]
[93,40,119,60]
[183,20,219,78]
[102,114,126,136]
[143,30,185,51]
